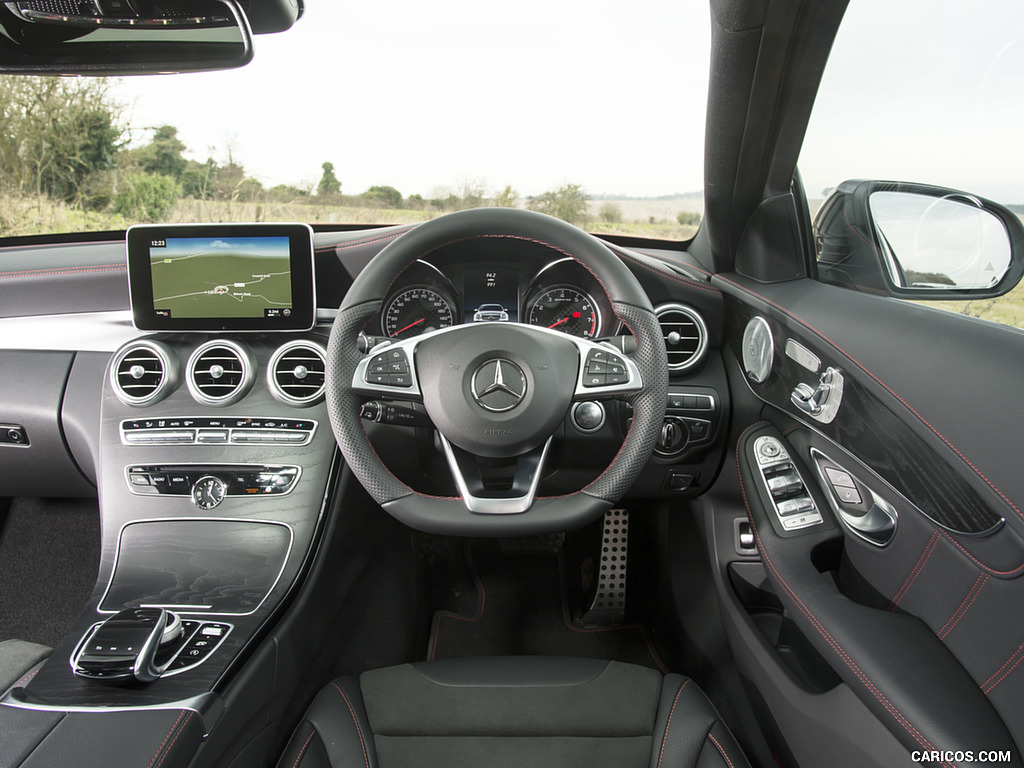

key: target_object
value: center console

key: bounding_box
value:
[1,225,338,744]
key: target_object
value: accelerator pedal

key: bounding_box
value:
[580,508,629,626]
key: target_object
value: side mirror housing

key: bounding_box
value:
[813,180,1024,300]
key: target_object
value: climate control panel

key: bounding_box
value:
[125,464,300,507]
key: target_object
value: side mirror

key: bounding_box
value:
[813,180,1024,300]
[0,0,258,75]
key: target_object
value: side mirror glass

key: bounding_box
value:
[814,180,1024,300]
[868,191,1011,291]
[0,0,253,75]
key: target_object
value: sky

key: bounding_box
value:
[115,0,1024,204]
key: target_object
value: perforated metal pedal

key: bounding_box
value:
[581,509,629,625]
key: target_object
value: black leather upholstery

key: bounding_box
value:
[275,657,749,768]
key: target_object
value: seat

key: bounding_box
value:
[276,657,750,768]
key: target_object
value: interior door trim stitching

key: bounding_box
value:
[718,275,1024,524]
[145,710,186,768]
[981,642,1024,694]
[937,530,1024,578]
[937,573,989,640]
[329,681,371,768]
[154,711,194,768]
[888,532,941,611]
[736,423,951,765]
[707,732,737,768]
[655,679,691,768]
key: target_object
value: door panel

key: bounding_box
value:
[712,272,1024,765]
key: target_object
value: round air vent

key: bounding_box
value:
[655,304,708,372]
[110,340,177,406]
[186,340,254,406]
[268,341,327,406]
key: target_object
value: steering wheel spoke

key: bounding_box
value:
[439,434,553,514]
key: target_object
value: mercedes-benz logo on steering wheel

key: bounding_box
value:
[471,359,527,412]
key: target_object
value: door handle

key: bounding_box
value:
[791,367,844,424]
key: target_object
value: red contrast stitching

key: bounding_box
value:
[736,425,951,766]
[981,641,1024,694]
[655,679,691,768]
[146,711,185,768]
[430,543,486,660]
[937,573,989,639]
[719,275,1024,524]
[329,681,371,768]
[290,728,317,768]
[887,531,940,610]
[11,667,40,690]
[938,530,1024,578]
[0,264,125,280]
[153,712,193,768]
[707,732,736,768]
[334,227,413,252]
[610,245,722,296]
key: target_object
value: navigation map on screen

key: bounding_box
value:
[150,236,293,320]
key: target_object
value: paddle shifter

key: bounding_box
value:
[73,607,182,683]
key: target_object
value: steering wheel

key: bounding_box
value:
[326,207,667,536]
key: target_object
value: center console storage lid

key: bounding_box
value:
[0,706,202,768]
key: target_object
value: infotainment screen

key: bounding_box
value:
[127,223,315,331]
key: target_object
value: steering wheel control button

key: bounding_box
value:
[572,401,606,432]
[471,359,528,412]
[584,349,629,387]
[192,475,226,509]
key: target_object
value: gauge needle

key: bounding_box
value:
[548,318,569,329]
[392,318,425,336]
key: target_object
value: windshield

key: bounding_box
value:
[0,1,710,241]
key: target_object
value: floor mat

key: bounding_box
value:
[427,542,666,672]
[0,497,101,648]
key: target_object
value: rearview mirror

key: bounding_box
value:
[0,0,253,75]
[814,180,1024,300]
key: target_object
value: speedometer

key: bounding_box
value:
[527,286,600,338]
[383,287,455,338]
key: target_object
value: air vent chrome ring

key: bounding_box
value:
[110,340,178,406]
[268,340,327,406]
[655,303,708,372]
[186,339,255,406]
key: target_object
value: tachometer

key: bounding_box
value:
[383,287,455,338]
[527,286,600,338]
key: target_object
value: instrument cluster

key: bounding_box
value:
[380,254,618,341]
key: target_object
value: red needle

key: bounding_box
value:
[548,317,569,329]
[392,317,425,336]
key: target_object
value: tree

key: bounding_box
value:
[363,185,403,208]
[113,172,180,221]
[0,78,124,204]
[317,162,341,197]
[134,125,187,180]
[676,211,702,226]
[527,183,589,225]
[492,185,518,207]
[599,203,622,223]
